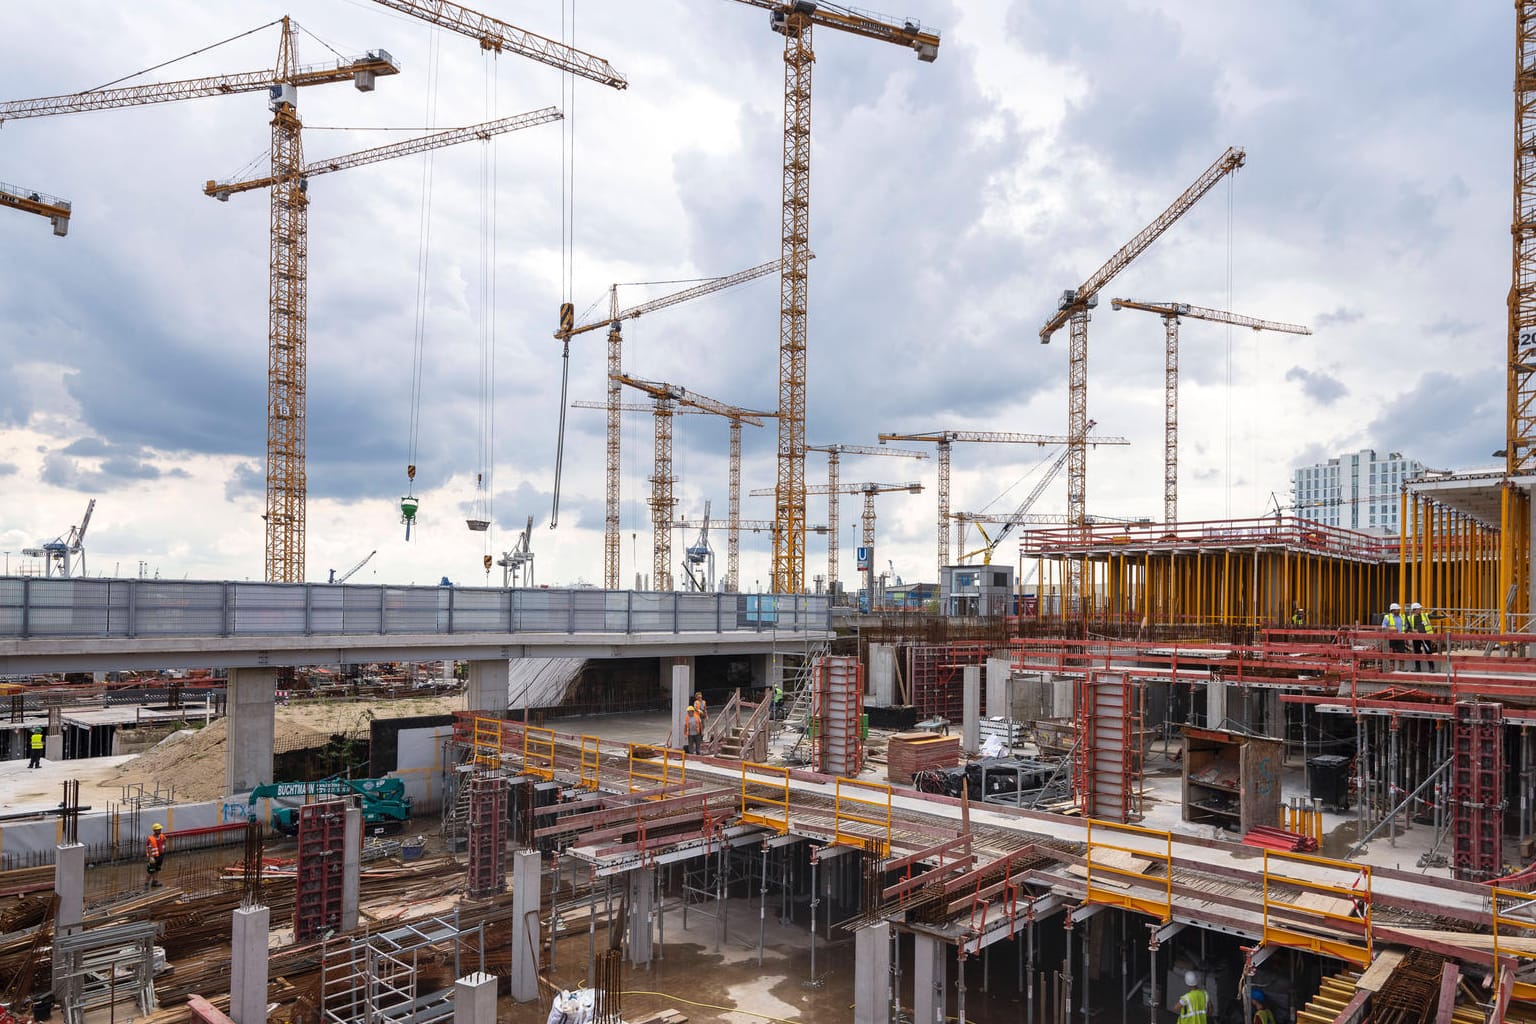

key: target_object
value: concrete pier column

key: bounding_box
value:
[1206,678,1227,730]
[854,921,892,1024]
[44,733,62,762]
[670,663,692,748]
[913,933,947,1024]
[510,849,541,1002]
[986,657,1012,718]
[962,665,981,754]
[230,904,271,1024]
[453,972,498,1024]
[341,806,361,932]
[1052,677,1074,718]
[628,866,656,965]
[55,843,84,936]
[869,644,895,707]
[466,659,510,716]
[226,667,277,794]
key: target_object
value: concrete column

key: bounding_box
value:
[55,843,84,936]
[510,849,541,1002]
[869,644,895,707]
[1052,677,1075,718]
[466,659,510,716]
[913,933,947,1024]
[44,734,62,762]
[226,667,277,794]
[768,653,785,691]
[341,806,361,932]
[986,657,1012,718]
[230,904,271,1024]
[453,972,498,1024]
[1206,678,1227,730]
[962,665,981,754]
[628,866,655,965]
[854,921,892,1024]
[670,663,692,748]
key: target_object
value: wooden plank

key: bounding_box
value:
[1353,948,1405,994]
[1067,847,1152,880]
[187,995,238,1024]
[1434,962,1460,1024]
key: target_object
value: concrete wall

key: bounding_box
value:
[389,721,456,815]
[0,797,242,869]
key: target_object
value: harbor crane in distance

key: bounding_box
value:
[554,255,799,589]
[617,375,770,592]
[496,516,536,588]
[1039,146,1246,611]
[0,181,70,235]
[1111,298,1312,525]
[877,426,1129,583]
[328,550,377,584]
[751,479,923,607]
[724,0,941,595]
[807,443,926,593]
[23,499,96,578]
[682,502,715,592]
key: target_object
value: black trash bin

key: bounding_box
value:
[1307,754,1351,811]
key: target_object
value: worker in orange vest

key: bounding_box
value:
[693,692,708,723]
[145,823,168,887]
[684,705,703,756]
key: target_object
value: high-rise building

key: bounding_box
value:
[1290,449,1426,535]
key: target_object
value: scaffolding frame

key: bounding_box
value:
[321,912,486,1024]
[51,920,158,1024]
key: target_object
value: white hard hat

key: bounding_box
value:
[1389,602,1401,611]
[1185,971,1201,988]
[1410,602,1422,610]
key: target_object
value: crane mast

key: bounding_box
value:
[1040,146,1244,611]
[807,442,925,593]
[1112,298,1311,525]
[1509,2,1536,629]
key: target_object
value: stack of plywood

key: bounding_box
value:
[887,731,961,784]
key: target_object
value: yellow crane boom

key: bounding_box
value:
[0,181,70,236]
[1112,298,1312,525]
[554,255,797,588]
[1039,146,1245,610]
[725,0,940,595]
[807,443,925,592]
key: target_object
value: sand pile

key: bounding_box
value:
[103,695,465,801]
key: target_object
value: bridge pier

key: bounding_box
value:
[466,659,510,715]
[226,667,276,794]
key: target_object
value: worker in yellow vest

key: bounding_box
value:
[1177,971,1209,1024]
[1251,989,1277,1024]
[28,728,43,769]
[1408,601,1435,672]
[1382,602,1409,669]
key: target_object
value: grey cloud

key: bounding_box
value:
[41,450,161,491]
[1315,307,1363,329]
[1284,366,1349,405]
[0,463,17,477]
[1363,369,1502,469]
[1426,316,1478,338]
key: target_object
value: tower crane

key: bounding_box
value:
[554,255,800,589]
[1508,4,1536,630]
[24,499,96,578]
[806,443,926,593]
[877,425,1129,582]
[751,479,922,607]
[618,375,770,591]
[328,549,377,584]
[496,515,536,588]
[3,3,623,584]
[1111,298,1311,525]
[682,501,715,592]
[0,181,70,236]
[1039,148,1245,609]
[724,1,941,595]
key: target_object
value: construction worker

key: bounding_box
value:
[145,823,168,887]
[1291,607,1306,627]
[1382,602,1409,668]
[772,683,785,721]
[693,692,708,724]
[1177,971,1210,1024]
[1408,601,1435,672]
[27,728,43,769]
[683,704,703,756]
[1251,989,1278,1024]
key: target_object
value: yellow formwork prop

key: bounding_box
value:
[523,726,556,781]
[472,717,504,769]
[833,777,892,857]
[1261,850,1372,966]
[628,743,686,794]
[1084,818,1172,922]
[740,762,791,834]
[578,734,601,791]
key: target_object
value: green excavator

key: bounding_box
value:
[247,776,412,835]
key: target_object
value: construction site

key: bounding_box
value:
[2,2,1536,1024]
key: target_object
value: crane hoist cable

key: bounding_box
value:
[402,27,443,540]
[469,47,500,578]
[550,0,580,528]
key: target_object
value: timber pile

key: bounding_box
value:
[887,732,960,785]
[1241,825,1317,853]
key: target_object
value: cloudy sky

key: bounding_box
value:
[0,1,1511,590]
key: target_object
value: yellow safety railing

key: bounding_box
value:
[1491,886,1536,1002]
[1261,850,1372,966]
[472,717,504,769]
[628,743,686,794]
[833,777,891,857]
[524,725,556,781]
[579,735,602,791]
[1084,818,1172,922]
[740,762,790,834]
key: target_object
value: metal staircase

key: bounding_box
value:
[771,637,831,762]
